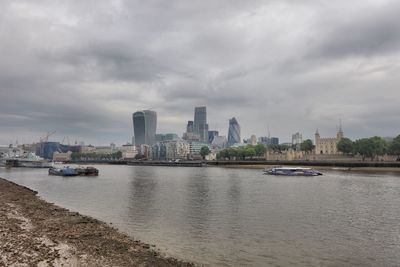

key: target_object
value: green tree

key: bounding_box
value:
[337,137,354,155]
[114,151,123,159]
[279,144,291,151]
[354,137,387,161]
[300,139,314,153]
[269,144,279,152]
[354,138,373,161]
[389,135,400,160]
[254,144,266,157]
[370,136,387,159]
[222,149,230,160]
[200,146,211,160]
[229,148,238,160]
[236,147,246,160]
[244,146,256,159]
[134,153,145,160]
[71,152,80,160]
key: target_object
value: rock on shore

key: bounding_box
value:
[0,177,195,267]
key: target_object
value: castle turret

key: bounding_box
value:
[315,129,320,154]
[337,119,344,139]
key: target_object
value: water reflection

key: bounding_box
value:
[128,166,158,225]
[185,169,211,236]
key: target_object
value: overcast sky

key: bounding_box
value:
[1,0,399,145]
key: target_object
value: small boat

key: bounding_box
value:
[49,166,79,176]
[75,166,99,176]
[2,152,53,168]
[264,167,322,176]
[49,166,99,176]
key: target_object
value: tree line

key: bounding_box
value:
[216,144,266,160]
[337,135,400,161]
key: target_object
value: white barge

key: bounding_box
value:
[264,167,323,176]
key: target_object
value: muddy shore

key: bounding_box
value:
[0,177,195,267]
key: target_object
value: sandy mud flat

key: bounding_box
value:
[0,177,195,267]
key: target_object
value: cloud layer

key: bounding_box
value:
[1,0,400,145]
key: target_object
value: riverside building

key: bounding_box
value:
[149,140,190,160]
[132,110,157,146]
[188,141,211,159]
[292,132,303,150]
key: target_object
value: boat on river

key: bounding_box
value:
[49,166,99,176]
[1,152,53,168]
[264,167,323,176]
[75,166,99,176]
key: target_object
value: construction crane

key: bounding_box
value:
[60,136,71,145]
[39,131,56,143]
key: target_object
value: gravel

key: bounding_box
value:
[0,177,195,267]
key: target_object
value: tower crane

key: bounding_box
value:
[39,131,56,143]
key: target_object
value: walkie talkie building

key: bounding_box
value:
[132,110,157,146]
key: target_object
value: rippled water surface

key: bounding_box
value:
[1,165,400,266]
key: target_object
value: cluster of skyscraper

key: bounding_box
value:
[183,107,241,147]
[131,107,243,159]
[184,107,209,143]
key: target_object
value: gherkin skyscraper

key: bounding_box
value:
[228,117,241,146]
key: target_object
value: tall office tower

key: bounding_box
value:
[186,121,194,133]
[292,132,303,150]
[193,106,208,143]
[208,130,219,143]
[228,117,241,146]
[132,110,157,146]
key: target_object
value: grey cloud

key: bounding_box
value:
[310,1,400,59]
[1,0,400,145]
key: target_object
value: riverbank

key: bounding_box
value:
[222,164,400,173]
[0,177,194,266]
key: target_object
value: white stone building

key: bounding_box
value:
[314,127,344,155]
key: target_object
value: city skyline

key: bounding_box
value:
[1,1,400,145]
[0,102,395,147]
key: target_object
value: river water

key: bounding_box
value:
[1,165,400,266]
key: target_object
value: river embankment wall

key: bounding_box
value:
[208,160,400,168]
[67,159,400,168]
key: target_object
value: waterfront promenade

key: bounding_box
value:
[0,177,194,266]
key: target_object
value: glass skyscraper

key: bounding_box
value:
[132,110,157,146]
[228,117,241,146]
[208,130,219,143]
[186,120,194,133]
[193,106,208,143]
